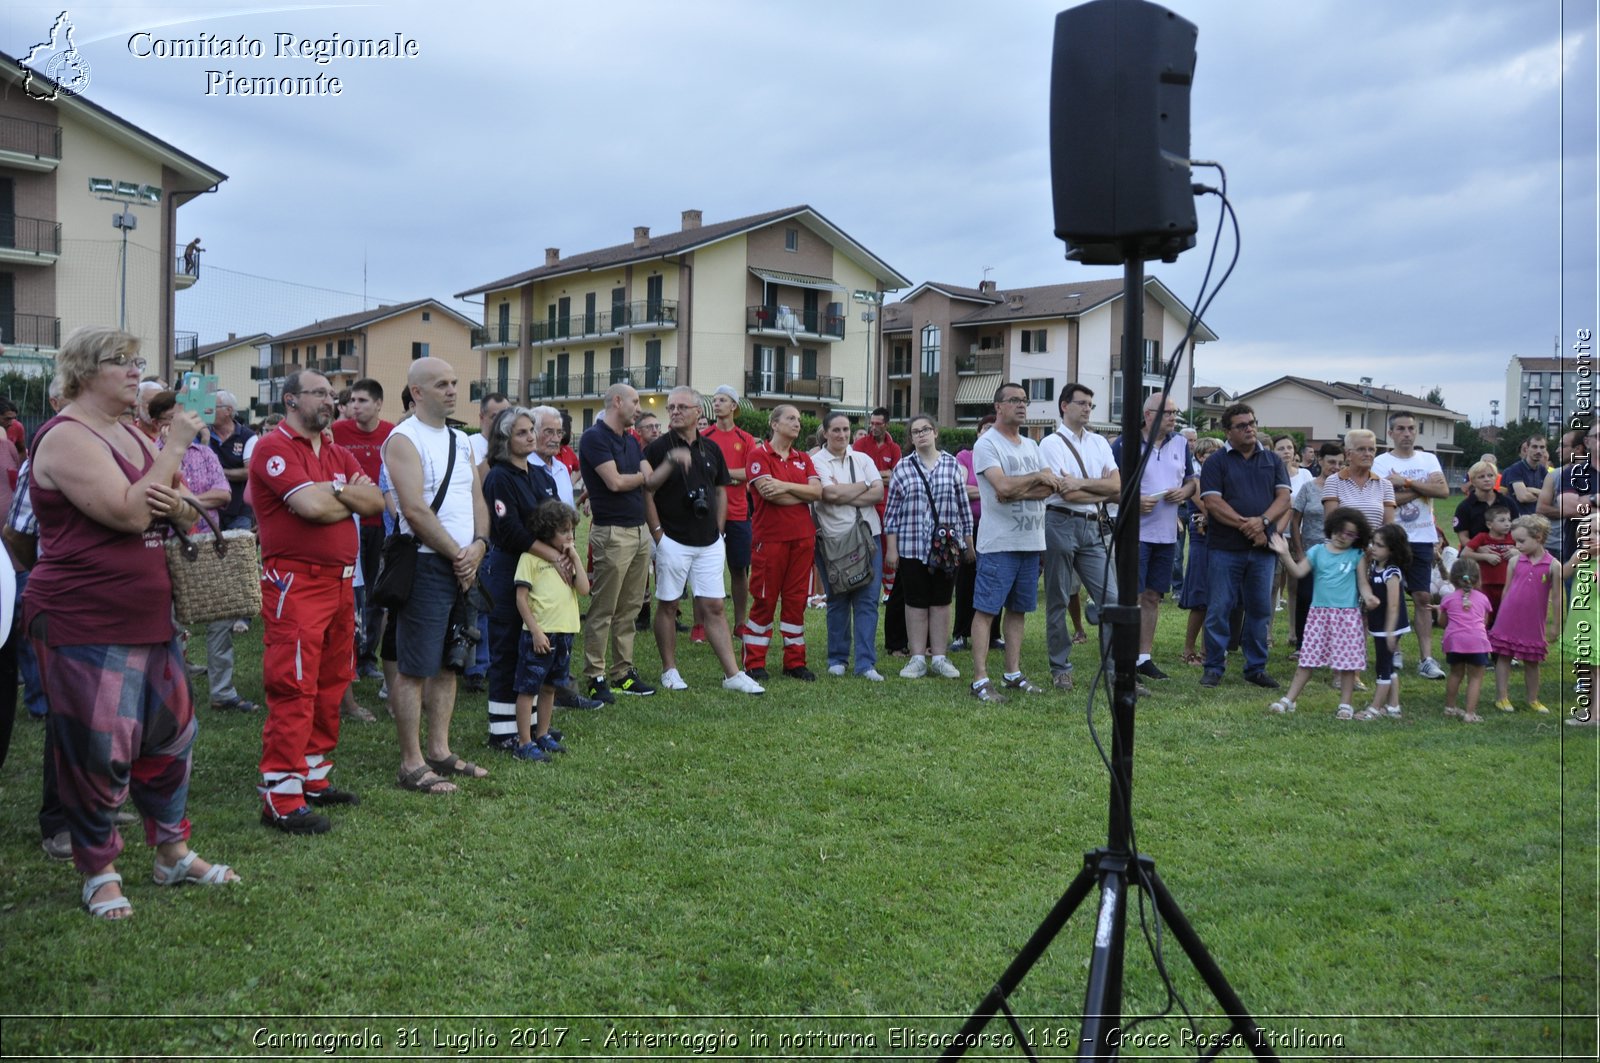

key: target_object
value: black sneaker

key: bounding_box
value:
[304,786,360,807]
[783,666,817,682]
[487,735,518,753]
[1200,670,1222,688]
[747,667,769,681]
[1244,671,1281,689]
[554,684,603,710]
[1135,660,1170,681]
[461,674,486,694]
[587,677,616,705]
[260,806,331,835]
[613,670,656,696]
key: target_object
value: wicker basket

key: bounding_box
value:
[165,527,263,625]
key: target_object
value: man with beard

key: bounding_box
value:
[251,370,384,833]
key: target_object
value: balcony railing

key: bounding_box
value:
[888,353,913,377]
[744,370,843,402]
[746,306,845,340]
[956,351,1003,375]
[173,331,199,362]
[0,214,62,257]
[470,378,523,403]
[310,354,360,375]
[472,322,522,348]
[251,361,302,380]
[523,365,678,401]
[530,301,678,344]
[0,115,62,165]
[0,312,60,350]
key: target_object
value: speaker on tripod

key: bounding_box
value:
[1050,0,1198,265]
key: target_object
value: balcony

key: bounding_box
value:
[251,361,301,381]
[0,312,60,352]
[471,322,522,349]
[524,365,678,402]
[174,251,200,290]
[530,302,678,345]
[0,214,62,266]
[470,378,522,402]
[888,352,913,378]
[313,354,361,376]
[956,351,1003,375]
[0,115,62,172]
[173,331,199,363]
[746,305,844,342]
[744,370,843,403]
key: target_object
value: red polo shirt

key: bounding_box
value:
[701,422,758,522]
[250,423,361,566]
[853,432,900,516]
[748,440,818,542]
[331,418,392,527]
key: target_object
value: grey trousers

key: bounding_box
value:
[1044,509,1117,676]
[204,619,242,703]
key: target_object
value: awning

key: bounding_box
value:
[955,373,1003,404]
[751,268,846,292]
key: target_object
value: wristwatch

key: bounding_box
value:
[330,482,345,499]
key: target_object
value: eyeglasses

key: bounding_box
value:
[1229,419,1258,430]
[1160,408,1181,415]
[911,425,936,436]
[998,396,1029,406]
[1069,399,1096,409]
[665,404,699,412]
[100,353,147,371]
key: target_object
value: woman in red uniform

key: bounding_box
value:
[743,405,822,681]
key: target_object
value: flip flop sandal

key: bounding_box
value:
[83,872,132,920]
[1335,705,1355,720]
[1353,707,1385,721]
[424,755,489,779]
[1461,712,1484,724]
[1443,707,1465,718]
[397,764,456,794]
[152,851,236,887]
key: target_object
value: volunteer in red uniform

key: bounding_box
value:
[701,385,758,636]
[743,405,822,681]
[251,370,384,835]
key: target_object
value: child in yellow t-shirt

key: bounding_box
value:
[512,500,589,761]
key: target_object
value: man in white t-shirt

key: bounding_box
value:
[1038,382,1121,691]
[1372,410,1450,679]
[969,382,1065,703]
[382,357,491,795]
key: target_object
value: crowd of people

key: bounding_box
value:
[4,326,1596,921]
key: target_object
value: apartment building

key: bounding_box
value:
[1505,356,1590,437]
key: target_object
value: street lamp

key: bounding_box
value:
[90,177,162,330]
[852,289,884,411]
[1360,376,1373,432]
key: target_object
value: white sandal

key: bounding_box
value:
[1267,697,1297,714]
[1353,706,1385,721]
[152,851,237,887]
[1335,704,1355,720]
[82,872,132,919]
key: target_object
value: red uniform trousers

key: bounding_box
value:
[258,558,355,816]
[743,536,814,672]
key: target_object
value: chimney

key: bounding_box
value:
[1006,293,1025,309]
[681,209,702,231]
[227,331,236,340]
[545,247,560,266]
[633,226,650,249]
[978,279,996,294]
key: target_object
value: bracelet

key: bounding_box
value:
[472,535,488,549]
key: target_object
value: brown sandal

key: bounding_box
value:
[424,755,489,779]
[396,764,456,794]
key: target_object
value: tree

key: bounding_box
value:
[1494,418,1548,469]
[1426,386,1446,407]
[1454,420,1491,471]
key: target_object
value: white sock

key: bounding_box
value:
[1136,653,1151,665]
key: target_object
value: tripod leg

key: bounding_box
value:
[938,862,1101,1062]
[1077,862,1129,1061]
[1144,867,1282,1062]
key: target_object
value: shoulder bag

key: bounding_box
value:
[165,499,263,624]
[371,429,457,610]
[1057,429,1113,536]
[817,453,876,595]
[913,456,963,577]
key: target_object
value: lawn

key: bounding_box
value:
[0,586,1595,1060]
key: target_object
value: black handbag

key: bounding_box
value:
[370,430,457,609]
[912,457,963,577]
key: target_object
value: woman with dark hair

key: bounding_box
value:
[25,326,240,918]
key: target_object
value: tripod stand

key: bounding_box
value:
[940,257,1278,1062]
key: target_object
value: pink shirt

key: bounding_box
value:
[1439,589,1493,654]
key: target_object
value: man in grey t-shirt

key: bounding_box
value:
[969,382,1064,703]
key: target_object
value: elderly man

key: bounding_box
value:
[132,380,164,441]
[1373,410,1451,679]
[1198,403,1291,688]
[644,387,764,694]
[251,370,383,832]
[1500,434,1549,518]
[209,390,256,531]
[332,378,393,679]
[701,385,758,636]
[382,358,491,795]
[1039,382,1121,691]
[525,406,602,711]
[581,383,682,701]
[1110,392,1196,681]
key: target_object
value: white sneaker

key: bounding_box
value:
[1393,651,1404,671]
[827,664,846,677]
[929,655,961,679]
[860,668,885,682]
[722,671,765,695]
[899,655,928,679]
[1417,657,1446,680]
[661,668,689,691]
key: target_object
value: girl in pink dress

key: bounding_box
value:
[1488,515,1559,714]
[1439,558,1493,723]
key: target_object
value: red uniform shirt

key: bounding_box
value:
[747,440,818,542]
[250,423,362,566]
[556,445,580,474]
[701,422,758,522]
[853,432,900,515]
[330,418,392,527]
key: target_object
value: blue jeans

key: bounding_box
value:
[15,571,45,717]
[822,539,881,674]
[1204,547,1276,675]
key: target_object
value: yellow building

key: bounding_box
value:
[456,206,909,429]
[1,48,225,381]
[256,299,475,418]
[186,331,269,410]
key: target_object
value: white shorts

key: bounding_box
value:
[655,534,727,601]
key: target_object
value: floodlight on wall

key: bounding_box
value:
[114,181,139,198]
[88,177,115,194]
[138,184,162,203]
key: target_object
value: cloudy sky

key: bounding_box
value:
[5,0,1594,425]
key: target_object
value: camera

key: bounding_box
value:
[687,485,710,518]
[443,618,481,674]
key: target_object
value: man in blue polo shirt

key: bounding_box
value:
[1198,403,1291,688]
[1499,434,1549,517]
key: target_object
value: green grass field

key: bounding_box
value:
[1,585,1595,1060]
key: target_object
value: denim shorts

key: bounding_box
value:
[973,550,1041,615]
[1445,650,1490,668]
[1138,541,1177,596]
[723,518,752,569]
[395,553,457,679]
[1404,542,1435,594]
[515,631,574,695]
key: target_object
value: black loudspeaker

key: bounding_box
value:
[1050,0,1198,265]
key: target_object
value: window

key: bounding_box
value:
[646,275,664,319]
[325,343,333,359]
[756,345,778,392]
[411,342,429,360]
[801,348,817,380]
[290,347,298,360]
[583,350,595,394]
[547,304,556,340]
[612,287,626,328]
[557,296,571,339]
[644,340,662,388]
[1142,339,1160,374]
[497,302,511,344]
[584,293,596,334]
[1344,412,1352,428]
[1022,329,1048,353]
[422,311,431,322]
[920,323,941,377]
[785,228,799,252]
[1023,377,1053,401]
[336,338,353,358]
[582,407,594,430]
